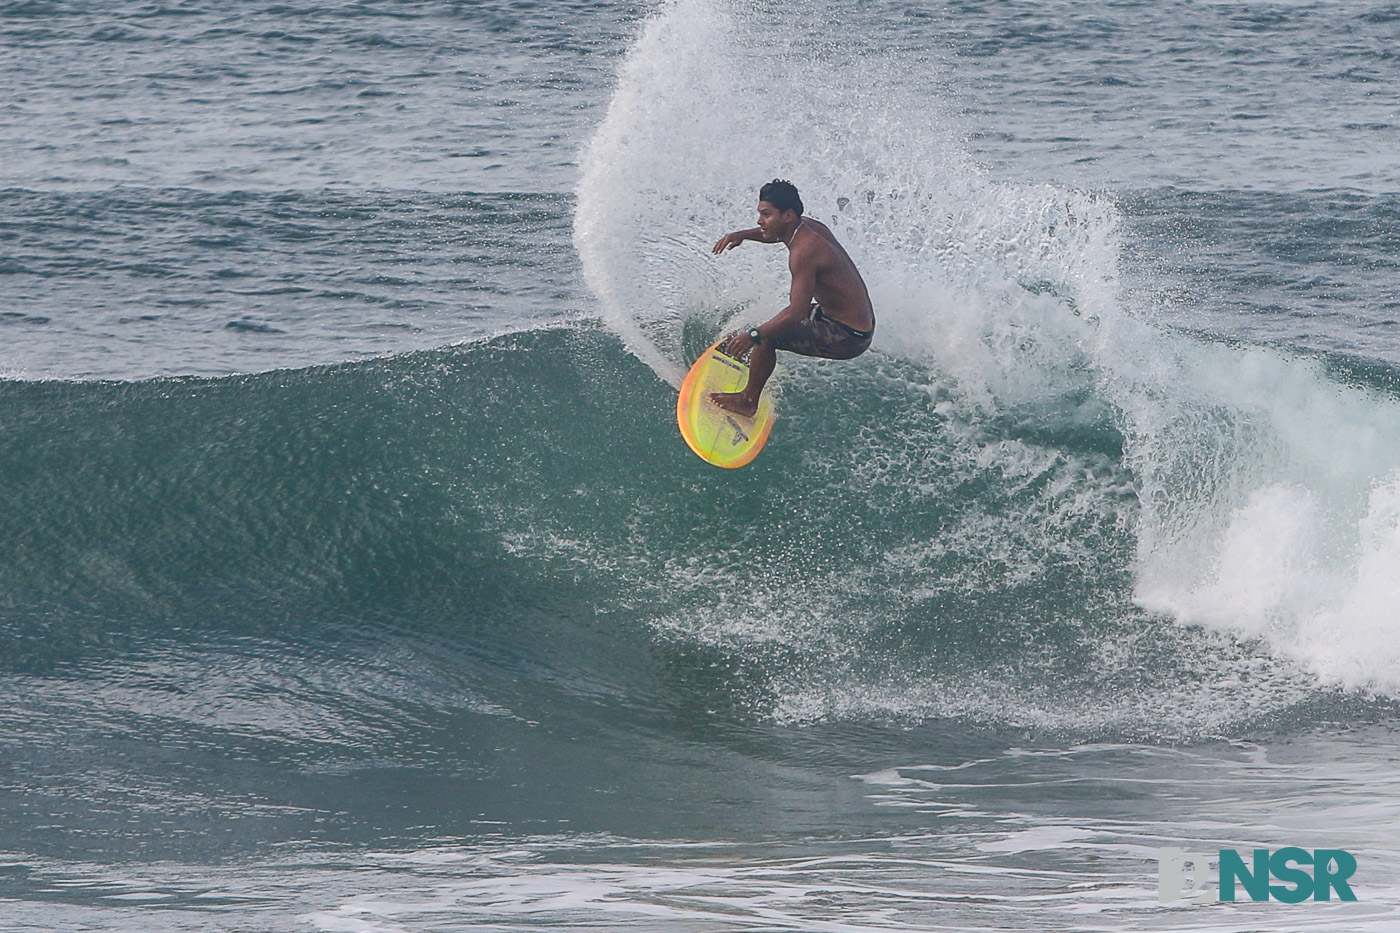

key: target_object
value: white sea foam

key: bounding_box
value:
[11,740,1400,932]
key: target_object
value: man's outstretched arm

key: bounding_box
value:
[712,227,775,253]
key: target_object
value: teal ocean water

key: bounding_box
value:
[4,1,1400,930]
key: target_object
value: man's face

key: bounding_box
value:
[756,201,795,239]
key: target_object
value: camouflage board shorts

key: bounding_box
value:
[771,303,874,360]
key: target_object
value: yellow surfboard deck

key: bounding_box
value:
[676,338,776,468]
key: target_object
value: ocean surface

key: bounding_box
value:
[3,0,1400,929]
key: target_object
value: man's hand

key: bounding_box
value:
[712,230,749,254]
[723,330,755,357]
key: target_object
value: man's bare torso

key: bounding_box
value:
[789,218,874,332]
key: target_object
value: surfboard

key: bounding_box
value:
[676,338,776,468]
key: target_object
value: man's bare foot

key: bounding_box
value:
[709,391,759,418]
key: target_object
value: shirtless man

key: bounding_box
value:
[709,179,874,417]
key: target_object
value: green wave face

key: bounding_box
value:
[2,325,1358,742]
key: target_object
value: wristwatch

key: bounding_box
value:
[747,327,763,345]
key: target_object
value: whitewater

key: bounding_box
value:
[2,0,1400,930]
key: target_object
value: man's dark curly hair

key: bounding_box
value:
[759,178,803,216]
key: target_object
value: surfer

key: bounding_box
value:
[709,179,875,417]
